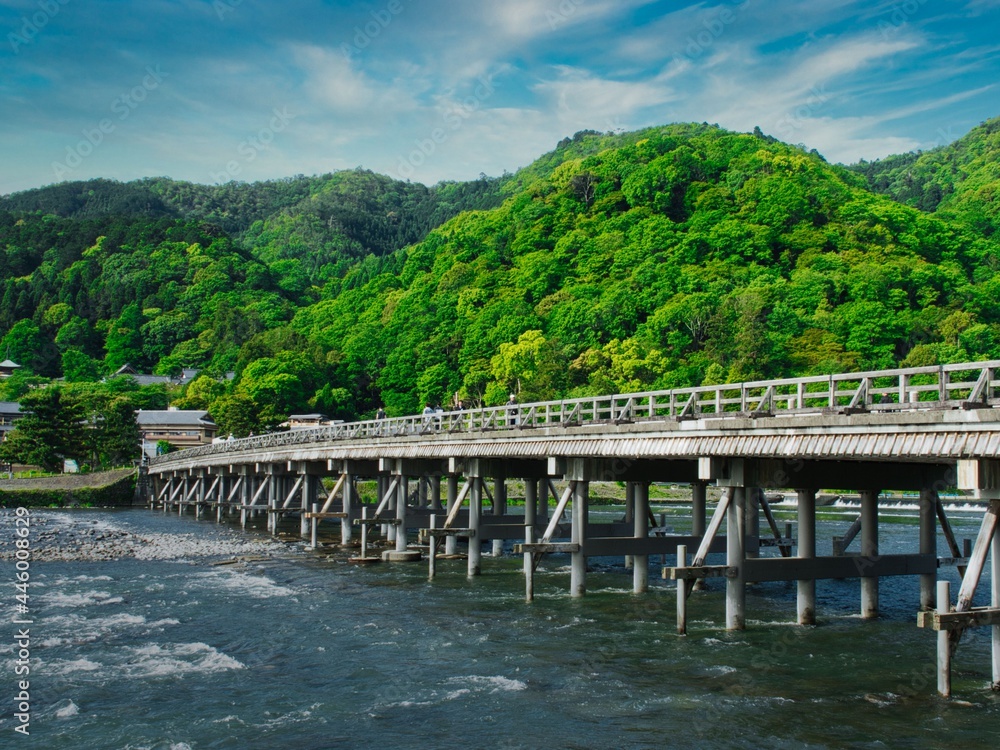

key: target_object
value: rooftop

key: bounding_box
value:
[137,410,216,427]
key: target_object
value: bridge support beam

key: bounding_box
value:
[571,479,589,598]
[299,470,319,539]
[860,489,880,619]
[692,480,707,536]
[341,472,355,545]
[492,472,506,558]
[634,481,649,594]
[238,470,248,528]
[624,482,635,570]
[395,471,408,553]
[920,489,938,610]
[445,473,459,557]
[797,488,816,625]
[467,460,483,577]
[524,477,537,601]
[267,468,280,535]
[691,481,708,591]
[745,487,761,559]
[726,487,747,630]
[994,523,1000,691]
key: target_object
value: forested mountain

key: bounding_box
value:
[850,116,1000,238]
[3,119,1000,436]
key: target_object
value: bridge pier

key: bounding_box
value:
[524,477,537,600]
[342,470,355,545]
[468,460,483,577]
[445,473,459,557]
[860,489,880,619]
[919,489,938,610]
[993,521,999,691]
[624,482,635,570]
[492,472,506,558]
[691,481,708,591]
[571,479,589,597]
[797,488,816,625]
[633,481,649,594]
[726,486,747,630]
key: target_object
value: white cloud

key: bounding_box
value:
[532,66,676,128]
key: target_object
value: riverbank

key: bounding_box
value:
[0,468,137,508]
[0,507,289,562]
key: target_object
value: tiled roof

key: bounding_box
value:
[137,410,216,427]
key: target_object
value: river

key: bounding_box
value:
[2,502,997,749]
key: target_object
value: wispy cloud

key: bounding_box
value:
[0,0,998,192]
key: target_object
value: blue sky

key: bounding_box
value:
[1,0,998,194]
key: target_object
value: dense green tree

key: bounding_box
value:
[0,387,87,471]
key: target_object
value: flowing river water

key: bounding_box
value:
[1,501,997,749]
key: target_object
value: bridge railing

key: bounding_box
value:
[150,360,1000,466]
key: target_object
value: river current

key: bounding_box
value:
[2,502,998,749]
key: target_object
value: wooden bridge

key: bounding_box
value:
[146,360,1000,696]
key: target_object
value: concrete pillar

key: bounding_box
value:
[919,489,938,610]
[445,474,459,557]
[418,476,428,508]
[624,482,636,570]
[299,473,313,538]
[492,474,506,557]
[860,489,880,619]
[181,475,190,516]
[395,474,408,553]
[267,472,278,535]
[726,487,747,630]
[386,478,399,543]
[376,476,386,538]
[938,580,952,697]
[634,481,649,594]
[524,477,537,601]
[691,481,708,591]
[215,476,223,522]
[430,476,442,511]
[691,481,707,537]
[468,477,482,577]
[341,474,354,544]
[745,487,761,559]
[195,473,206,520]
[992,523,1000,691]
[538,479,549,524]
[240,472,250,528]
[571,480,589,597]
[676,544,688,635]
[797,488,816,625]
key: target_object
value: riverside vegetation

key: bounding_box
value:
[2,119,1000,440]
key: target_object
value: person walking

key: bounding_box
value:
[506,393,519,427]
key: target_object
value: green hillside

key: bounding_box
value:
[3,120,1000,435]
[291,123,999,418]
[850,116,1000,238]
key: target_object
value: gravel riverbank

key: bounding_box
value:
[0,508,291,562]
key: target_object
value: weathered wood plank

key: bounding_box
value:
[918,607,1000,631]
[742,553,936,582]
[668,565,738,580]
[514,542,580,554]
